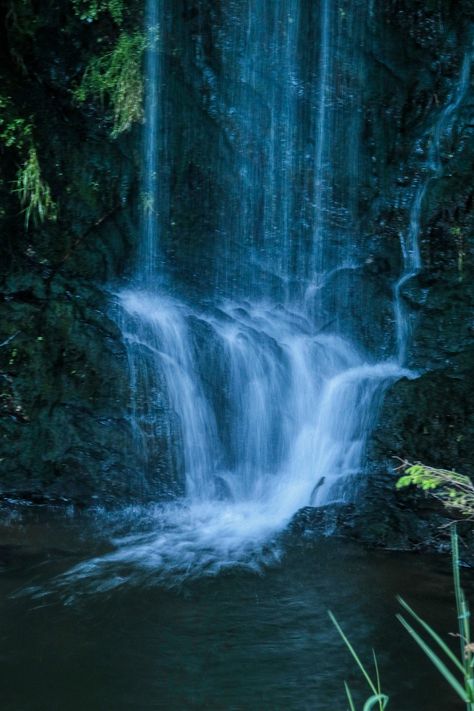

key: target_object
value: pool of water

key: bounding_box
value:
[0,506,466,710]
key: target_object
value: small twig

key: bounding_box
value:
[0,331,20,349]
[393,456,410,471]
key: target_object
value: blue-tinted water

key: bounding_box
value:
[0,509,465,711]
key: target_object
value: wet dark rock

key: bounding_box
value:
[289,497,474,565]
[0,278,140,503]
[372,354,474,472]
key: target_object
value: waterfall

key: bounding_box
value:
[80,0,440,587]
[214,0,301,298]
[394,52,472,364]
[139,0,163,284]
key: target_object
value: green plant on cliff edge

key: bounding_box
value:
[0,94,32,151]
[0,94,57,227]
[74,31,147,137]
[15,146,57,228]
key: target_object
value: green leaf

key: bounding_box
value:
[407,465,424,476]
[396,476,412,489]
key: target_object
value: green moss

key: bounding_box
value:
[75,31,146,137]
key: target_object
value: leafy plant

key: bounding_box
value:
[0,94,32,150]
[15,146,57,228]
[396,460,474,520]
[71,0,125,24]
[1,94,57,227]
[74,31,147,137]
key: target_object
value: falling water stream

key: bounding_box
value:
[394,52,472,363]
[65,3,471,589]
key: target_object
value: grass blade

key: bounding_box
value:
[372,649,381,694]
[344,681,357,711]
[328,611,377,696]
[397,596,465,674]
[372,650,386,711]
[397,614,467,701]
[452,525,462,613]
[450,526,474,706]
[363,695,389,711]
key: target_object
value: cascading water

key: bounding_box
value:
[140,0,164,284]
[214,0,301,297]
[394,52,472,364]
[61,3,470,591]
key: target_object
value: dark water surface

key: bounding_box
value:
[0,508,467,710]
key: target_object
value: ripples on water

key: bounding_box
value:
[0,509,465,711]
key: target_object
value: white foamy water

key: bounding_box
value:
[57,290,411,591]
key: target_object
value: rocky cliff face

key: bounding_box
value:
[0,1,142,501]
[0,0,472,513]
[366,0,474,533]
